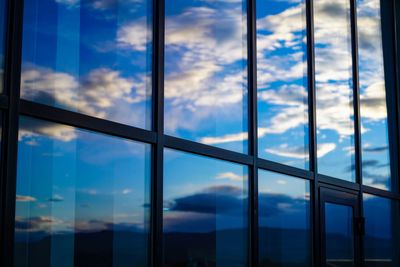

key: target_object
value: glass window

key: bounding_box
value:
[0,0,7,92]
[325,203,355,266]
[256,0,309,169]
[14,117,151,267]
[358,0,392,191]
[164,0,248,153]
[20,0,152,129]
[258,170,311,266]
[363,194,399,266]
[163,149,248,266]
[314,0,356,181]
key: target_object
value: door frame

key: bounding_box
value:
[319,186,363,267]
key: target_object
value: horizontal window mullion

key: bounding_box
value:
[19,100,157,145]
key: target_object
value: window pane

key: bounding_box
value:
[325,203,355,266]
[14,117,150,267]
[163,149,248,266]
[256,0,309,169]
[314,0,356,181]
[358,0,392,190]
[363,194,399,266]
[164,0,248,153]
[20,0,152,129]
[0,0,6,92]
[258,170,311,266]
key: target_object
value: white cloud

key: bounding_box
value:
[317,143,336,158]
[117,18,151,51]
[16,195,37,202]
[215,172,244,182]
[200,132,247,145]
[56,0,79,6]
[122,188,133,195]
[263,142,335,159]
[265,144,308,159]
[276,179,287,185]
[48,194,64,202]
[21,64,150,134]
[360,81,387,121]
[19,122,77,143]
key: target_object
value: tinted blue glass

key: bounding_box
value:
[163,149,248,266]
[258,170,311,266]
[314,0,356,181]
[358,0,392,191]
[256,0,309,169]
[14,117,151,267]
[20,0,152,129]
[364,194,399,266]
[325,203,354,267]
[0,0,6,92]
[164,0,248,153]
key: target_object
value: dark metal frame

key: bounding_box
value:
[0,0,399,266]
[319,187,362,266]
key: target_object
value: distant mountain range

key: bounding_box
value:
[14,227,395,267]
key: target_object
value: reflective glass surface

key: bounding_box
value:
[20,0,152,129]
[314,0,356,181]
[0,0,6,92]
[364,194,399,266]
[256,0,309,169]
[164,0,248,153]
[325,203,354,267]
[163,149,248,266]
[14,117,150,267]
[358,0,392,191]
[258,170,311,267]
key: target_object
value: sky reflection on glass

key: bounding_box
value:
[20,0,152,129]
[363,194,398,266]
[0,0,6,93]
[314,0,356,181]
[163,149,248,266]
[256,0,309,169]
[164,0,248,153]
[358,0,392,191]
[258,170,311,266]
[14,117,151,267]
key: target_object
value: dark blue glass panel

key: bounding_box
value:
[256,0,309,169]
[325,203,354,267]
[164,0,248,153]
[20,0,152,128]
[314,0,356,181]
[258,170,311,266]
[364,194,399,266]
[163,149,248,266]
[14,117,151,267]
[358,0,392,191]
[0,0,6,92]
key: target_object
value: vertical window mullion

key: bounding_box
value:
[247,0,258,266]
[0,0,24,266]
[350,0,365,264]
[151,0,165,265]
[350,0,362,187]
[305,0,318,266]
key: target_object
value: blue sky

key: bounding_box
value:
[18,0,392,190]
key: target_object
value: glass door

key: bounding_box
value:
[320,187,362,267]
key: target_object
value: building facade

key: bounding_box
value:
[0,0,399,266]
